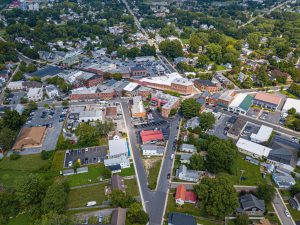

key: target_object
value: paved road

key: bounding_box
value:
[121,100,180,225]
[0,64,19,104]
[273,190,295,225]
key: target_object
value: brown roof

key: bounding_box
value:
[106,106,117,118]
[13,126,47,150]
[111,208,126,225]
[111,174,125,192]
[254,93,282,105]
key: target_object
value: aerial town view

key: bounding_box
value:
[1,0,300,225]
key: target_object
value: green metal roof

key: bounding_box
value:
[239,95,253,111]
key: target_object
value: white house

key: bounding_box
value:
[180,144,196,153]
[236,138,272,159]
[27,87,43,101]
[108,137,129,158]
[177,165,200,182]
[141,144,165,156]
[104,155,130,170]
[7,81,23,90]
[45,85,59,98]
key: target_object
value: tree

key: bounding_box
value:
[206,139,238,174]
[242,77,253,89]
[189,154,204,170]
[206,43,222,64]
[194,177,238,218]
[236,213,249,225]
[102,167,112,179]
[247,33,261,50]
[127,202,149,225]
[256,184,275,204]
[42,182,69,214]
[0,128,16,151]
[94,120,115,137]
[62,100,69,108]
[16,174,46,210]
[256,66,269,86]
[159,40,183,59]
[199,112,215,131]
[197,54,210,69]
[288,107,296,115]
[189,34,203,53]
[0,192,20,224]
[2,110,24,130]
[75,123,98,147]
[37,212,75,225]
[140,44,156,56]
[180,99,201,118]
[110,190,135,208]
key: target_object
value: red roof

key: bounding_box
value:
[175,184,186,200]
[175,184,197,203]
[140,130,164,143]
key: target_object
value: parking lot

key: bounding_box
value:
[8,91,26,105]
[240,122,260,140]
[246,107,261,118]
[64,146,107,168]
[207,114,230,140]
[259,110,281,125]
[270,134,300,152]
[20,107,66,154]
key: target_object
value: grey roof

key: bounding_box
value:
[180,153,192,161]
[180,144,196,152]
[194,79,215,87]
[111,174,125,192]
[228,117,247,137]
[168,212,196,225]
[141,144,165,154]
[111,208,126,225]
[185,117,200,129]
[268,148,297,168]
[239,194,265,212]
[27,65,65,78]
[178,165,200,179]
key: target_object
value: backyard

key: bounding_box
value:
[67,183,108,209]
[124,178,140,198]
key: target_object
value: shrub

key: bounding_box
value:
[41,150,53,160]
[9,153,21,160]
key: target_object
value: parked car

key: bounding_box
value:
[285,210,291,217]
[167,173,170,179]
[86,201,96,207]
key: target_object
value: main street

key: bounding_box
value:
[121,100,180,225]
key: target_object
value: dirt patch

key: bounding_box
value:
[143,157,161,176]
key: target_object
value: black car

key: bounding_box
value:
[167,173,170,179]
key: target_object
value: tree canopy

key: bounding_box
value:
[180,98,201,118]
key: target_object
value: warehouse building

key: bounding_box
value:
[236,138,272,159]
[250,125,273,144]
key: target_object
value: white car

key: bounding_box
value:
[68,161,73,167]
[285,210,291,217]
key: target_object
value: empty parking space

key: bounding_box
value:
[64,146,107,168]
[246,107,261,118]
[259,110,281,124]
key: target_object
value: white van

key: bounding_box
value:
[86,201,96,207]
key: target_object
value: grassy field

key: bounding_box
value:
[124,178,140,197]
[51,150,65,172]
[67,183,108,208]
[7,213,33,225]
[0,154,51,171]
[65,164,108,187]
[117,163,135,177]
[280,90,298,99]
[221,155,266,186]
[0,170,33,187]
[148,159,162,190]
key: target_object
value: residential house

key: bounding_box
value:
[141,144,165,156]
[180,154,192,164]
[45,85,59,99]
[267,148,297,171]
[177,165,200,182]
[180,144,196,153]
[168,212,196,225]
[272,172,296,188]
[289,193,300,211]
[237,194,265,216]
[175,184,197,205]
[185,117,200,130]
[104,155,130,172]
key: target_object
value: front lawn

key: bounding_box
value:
[51,150,65,172]
[124,178,140,197]
[117,163,135,177]
[8,213,33,225]
[147,159,162,190]
[65,164,108,187]
[0,170,32,188]
[67,183,108,208]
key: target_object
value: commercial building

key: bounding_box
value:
[175,185,197,205]
[25,65,65,81]
[140,130,164,144]
[250,125,273,144]
[217,90,235,108]
[253,93,282,110]
[131,66,147,76]
[45,85,59,98]
[139,73,194,95]
[194,79,220,92]
[108,136,129,158]
[27,87,43,101]
[227,117,247,139]
[13,126,47,151]
[141,144,165,156]
[236,138,272,159]
[131,96,146,118]
[282,98,300,114]
[228,93,253,114]
[7,81,23,90]
[151,91,180,117]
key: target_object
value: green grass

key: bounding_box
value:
[220,155,266,186]
[7,213,33,225]
[65,164,108,187]
[0,170,33,187]
[124,178,140,197]
[0,154,51,171]
[287,204,300,221]
[117,163,135,177]
[196,219,223,225]
[215,65,226,71]
[51,150,65,171]
[67,183,108,208]
[148,159,162,190]
[280,90,298,99]
[180,38,189,45]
